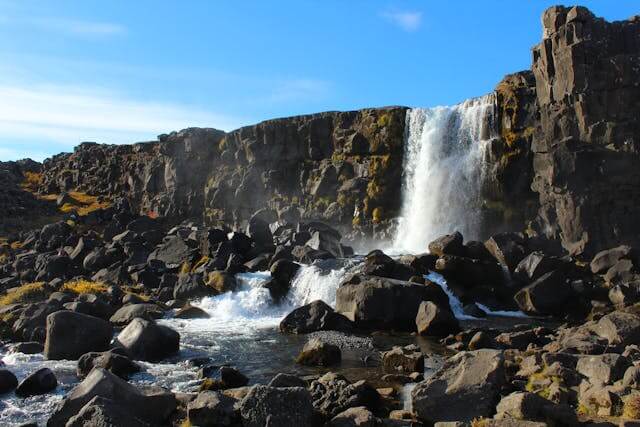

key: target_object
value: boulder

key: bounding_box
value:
[590,245,635,274]
[280,300,353,334]
[362,250,417,281]
[428,232,465,257]
[206,271,237,294]
[66,396,150,427]
[175,305,210,319]
[147,236,194,267]
[495,392,548,421]
[411,350,505,423]
[593,311,640,347]
[434,255,504,288]
[247,216,273,250]
[0,369,18,394]
[336,275,450,330]
[114,318,180,362]
[187,391,238,427]
[77,350,141,379]
[328,406,377,427]
[514,251,564,283]
[44,311,113,360]
[576,354,629,385]
[47,368,176,427]
[382,346,424,374]
[604,259,636,285]
[270,259,300,285]
[514,269,571,315]
[415,301,460,337]
[268,373,307,388]
[11,341,44,354]
[173,273,216,301]
[296,338,341,366]
[305,226,343,258]
[109,303,164,326]
[219,366,249,388]
[239,385,314,427]
[484,233,527,272]
[309,373,380,418]
[15,367,57,397]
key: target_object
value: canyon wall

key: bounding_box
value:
[34,6,640,256]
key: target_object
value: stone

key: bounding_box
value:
[187,391,238,427]
[219,366,249,388]
[623,365,640,388]
[114,318,180,362]
[310,373,380,418]
[66,396,150,427]
[238,385,314,427]
[270,258,300,285]
[382,346,424,374]
[327,406,377,427]
[593,311,640,347]
[514,251,564,283]
[576,354,629,385]
[605,259,636,285]
[77,350,141,379]
[175,304,210,319]
[434,255,504,288]
[484,233,526,272]
[11,341,44,354]
[268,373,307,388]
[495,391,548,420]
[336,275,450,330]
[296,338,341,366]
[47,368,176,427]
[15,367,57,397]
[174,272,216,301]
[411,350,505,423]
[0,369,18,394]
[415,301,460,337]
[280,300,353,334]
[147,236,194,267]
[429,232,465,257]
[44,311,113,360]
[591,246,635,274]
[206,271,237,294]
[514,269,571,315]
[109,303,164,325]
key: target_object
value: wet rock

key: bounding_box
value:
[590,245,635,274]
[462,303,486,318]
[280,300,353,334]
[239,385,314,427]
[363,250,417,281]
[309,373,380,418]
[328,406,376,427]
[109,303,164,326]
[47,368,176,427]
[429,232,465,257]
[296,338,341,366]
[247,216,273,251]
[173,273,216,301]
[44,311,113,360]
[382,345,424,374]
[219,366,249,388]
[270,258,300,285]
[268,373,307,388]
[415,301,460,337]
[187,391,238,427]
[15,367,57,397]
[114,318,180,362]
[576,354,629,385]
[206,271,237,294]
[434,255,504,288]
[11,341,44,354]
[336,275,449,331]
[412,350,505,423]
[66,396,150,427]
[77,349,141,379]
[175,304,210,319]
[514,269,571,315]
[0,369,18,394]
[305,223,343,258]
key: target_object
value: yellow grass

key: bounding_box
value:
[59,192,112,216]
[61,279,109,295]
[0,282,47,305]
[20,171,43,193]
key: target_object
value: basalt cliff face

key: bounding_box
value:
[26,6,640,256]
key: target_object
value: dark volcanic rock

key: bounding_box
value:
[15,367,57,397]
[280,300,353,334]
[114,318,180,362]
[296,338,342,367]
[0,369,18,394]
[44,311,113,360]
[239,385,314,427]
[514,269,572,315]
[415,301,460,337]
[77,350,141,379]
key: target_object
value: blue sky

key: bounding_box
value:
[0,1,638,161]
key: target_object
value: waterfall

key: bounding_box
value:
[393,94,496,253]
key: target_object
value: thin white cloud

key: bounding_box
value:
[30,17,126,37]
[381,10,423,32]
[267,78,331,103]
[0,83,245,160]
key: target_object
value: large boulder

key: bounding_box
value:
[415,301,460,337]
[514,269,571,315]
[77,350,141,379]
[47,368,176,427]
[411,350,506,423]
[309,373,380,419]
[114,318,180,362]
[173,273,216,301]
[434,255,504,288]
[296,338,341,366]
[336,275,449,330]
[238,385,314,427]
[147,236,195,267]
[0,369,18,394]
[15,367,57,397]
[590,245,635,274]
[44,311,113,360]
[514,251,565,283]
[382,345,424,374]
[187,391,239,427]
[280,300,353,334]
[592,311,640,347]
[576,354,629,385]
[328,406,377,427]
[65,396,150,427]
[428,232,465,257]
[109,303,164,326]
[484,233,527,272]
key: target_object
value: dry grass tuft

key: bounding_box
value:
[61,279,109,295]
[20,171,43,193]
[0,282,47,305]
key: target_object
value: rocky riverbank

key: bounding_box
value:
[1,4,640,427]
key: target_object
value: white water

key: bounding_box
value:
[393,95,496,253]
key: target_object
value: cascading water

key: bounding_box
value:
[393,94,496,253]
